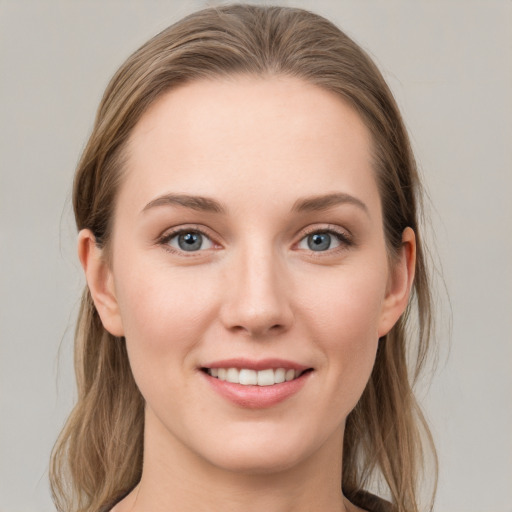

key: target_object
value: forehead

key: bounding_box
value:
[120,75,379,217]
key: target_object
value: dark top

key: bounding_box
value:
[351,490,395,512]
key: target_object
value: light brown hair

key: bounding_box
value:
[51,5,437,512]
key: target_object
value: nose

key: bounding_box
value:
[219,245,294,338]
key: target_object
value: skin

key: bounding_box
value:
[79,75,415,512]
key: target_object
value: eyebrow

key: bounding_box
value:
[142,194,226,214]
[292,192,369,215]
[141,192,368,216]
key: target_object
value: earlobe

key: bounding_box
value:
[377,227,416,338]
[78,229,125,337]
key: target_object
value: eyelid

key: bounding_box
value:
[294,224,354,252]
[155,223,353,256]
[157,224,222,255]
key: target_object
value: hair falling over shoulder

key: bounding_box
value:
[50,5,437,512]
[50,291,145,511]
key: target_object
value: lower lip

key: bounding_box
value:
[201,371,312,409]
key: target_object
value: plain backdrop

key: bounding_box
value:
[1,1,511,511]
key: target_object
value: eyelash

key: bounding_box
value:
[157,225,353,256]
[157,226,216,256]
[298,226,354,254]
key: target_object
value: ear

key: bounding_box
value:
[78,229,124,337]
[377,227,416,338]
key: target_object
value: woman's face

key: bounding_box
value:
[82,75,413,475]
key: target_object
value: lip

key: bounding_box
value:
[199,358,313,409]
[201,358,310,372]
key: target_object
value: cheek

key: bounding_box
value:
[299,262,387,395]
[301,260,387,340]
[113,258,220,380]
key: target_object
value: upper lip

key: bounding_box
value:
[200,358,311,372]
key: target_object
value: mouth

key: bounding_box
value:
[199,358,314,408]
[201,367,312,386]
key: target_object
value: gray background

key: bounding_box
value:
[1,1,511,511]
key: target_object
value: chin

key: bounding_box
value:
[194,423,336,476]
[208,445,308,475]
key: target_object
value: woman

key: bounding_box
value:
[50,5,437,512]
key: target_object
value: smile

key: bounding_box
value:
[200,358,313,408]
[203,367,306,386]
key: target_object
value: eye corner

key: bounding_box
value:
[294,225,355,254]
[157,225,222,256]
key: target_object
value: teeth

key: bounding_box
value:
[274,368,285,384]
[285,369,295,382]
[239,369,258,385]
[257,369,274,386]
[207,367,302,386]
[226,368,239,383]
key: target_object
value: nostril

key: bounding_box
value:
[219,291,294,337]
[228,323,286,336]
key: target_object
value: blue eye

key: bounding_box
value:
[166,230,214,252]
[297,231,345,252]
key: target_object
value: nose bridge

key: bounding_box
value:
[220,237,293,336]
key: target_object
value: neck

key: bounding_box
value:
[116,408,355,512]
